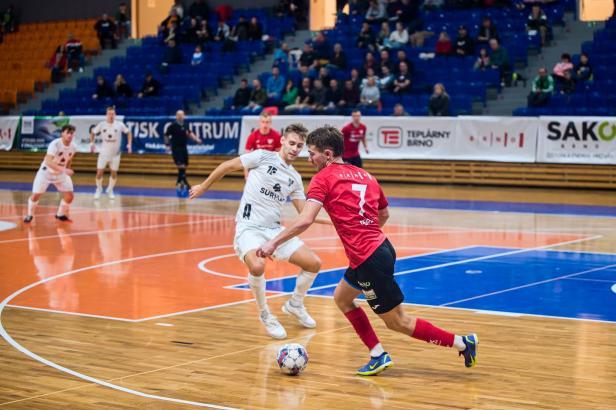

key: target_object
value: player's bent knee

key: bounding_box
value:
[64,192,74,202]
[30,193,41,201]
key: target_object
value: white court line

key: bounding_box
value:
[562,277,616,284]
[5,305,138,322]
[0,216,232,245]
[0,244,243,409]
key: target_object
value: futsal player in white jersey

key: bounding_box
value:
[189,123,324,339]
[90,106,133,199]
[24,124,77,223]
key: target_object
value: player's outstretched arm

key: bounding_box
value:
[291,199,332,225]
[257,201,322,258]
[189,157,244,199]
[378,206,390,228]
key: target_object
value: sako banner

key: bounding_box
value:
[0,116,20,151]
[537,116,616,164]
[126,116,242,154]
[455,116,538,162]
[20,115,110,152]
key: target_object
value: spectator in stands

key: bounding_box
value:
[552,53,573,83]
[575,52,592,82]
[231,79,251,109]
[138,73,161,98]
[230,16,249,42]
[164,20,180,44]
[299,42,318,69]
[527,67,554,107]
[349,0,369,16]
[379,65,394,91]
[47,45,67,83]
[330,43,347,70]
[247,16,263,41]
[350,68,362,89]
[379,49,393,74]
[473,47,491,70]
[366,0,387,23]
[527,4,549,46]
[160,9,180,38]
[363,52,378,76]
[169,0,184,19]
[313,31,332,65]
[392,103,409,116]
[196,20,212,44]
[357,22,376,51]
[428,83,450,116]
[284,77,313,112]
[185,18,200,43]
[243,79,268,113]
[489,38,510,86]
[162,39,182,71]
[476,17,498,45]
[189,0,210,21]
[395,49,412,74]
[393,61,411,94]
[340,79,361,109]
[280,79,298,108]
[266,66,286,102]
[317,67,332,88]
[1,4,15,33]
[390,0,419,25]
[114,74,133,98]
[273,42,290,69]
[65,33,84,73]
[559,70,576,94]
[276,0,304,25]
[455,25,474,57]
[92,76,114,100]
[389,21,409,49]
[214,20,230,42]
[309,79,328,111]
[377,22,392,50]
[409,25,435,48]
[435,31,453,56]
[116,2,131,39]
[326,78,343,110]
[95,13,118,49]
[191,45,204,65]
[362,67,380,89]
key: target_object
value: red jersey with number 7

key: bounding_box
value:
[306,163,388,268]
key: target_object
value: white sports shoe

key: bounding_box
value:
[107,189,115,199]
[94,188,102,199]
[282,300,317,328]
[259,310,287,339]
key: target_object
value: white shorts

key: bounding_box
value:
[234,223,304,262]
[32,169,74,193]
[97,151,121,171]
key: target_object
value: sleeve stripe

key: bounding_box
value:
[307,198,323,205]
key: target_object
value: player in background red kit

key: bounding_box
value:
[258,126,478,376]
[244,110,281,178]
[340,109,369,168]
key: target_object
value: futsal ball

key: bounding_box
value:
[276,343,308,376]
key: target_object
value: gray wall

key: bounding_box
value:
[0,0,281,24]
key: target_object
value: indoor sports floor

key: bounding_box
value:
[0,173,615,409]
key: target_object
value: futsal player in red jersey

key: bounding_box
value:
[258,126,478,375]
[340,109,369,168]
[245,111,282,152]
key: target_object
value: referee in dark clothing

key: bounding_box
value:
[164,110,202,188]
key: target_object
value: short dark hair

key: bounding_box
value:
[283,123,308,140]
[307,126,343,157]
[61,124,76,133]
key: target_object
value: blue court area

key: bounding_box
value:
[235,246,616,323]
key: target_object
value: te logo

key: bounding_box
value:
[378,127,402,148]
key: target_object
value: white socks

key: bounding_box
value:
[370,343,385,358]
[95,178,103,190]
[57,199,70,217]
[27,198,38,216]
[290,270,318,307]
[453,335,466,351]
[107,177,117,191]
[248,273,268,313]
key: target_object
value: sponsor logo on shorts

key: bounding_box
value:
[358,281,371,287]
[362,289,377,300]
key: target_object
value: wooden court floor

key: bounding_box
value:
[0,172,615,409]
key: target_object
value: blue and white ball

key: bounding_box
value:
[276,343,308,376]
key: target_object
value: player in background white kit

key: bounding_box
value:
[189,124,325,339]
[90,106,133,199]
[24,124,77,223]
